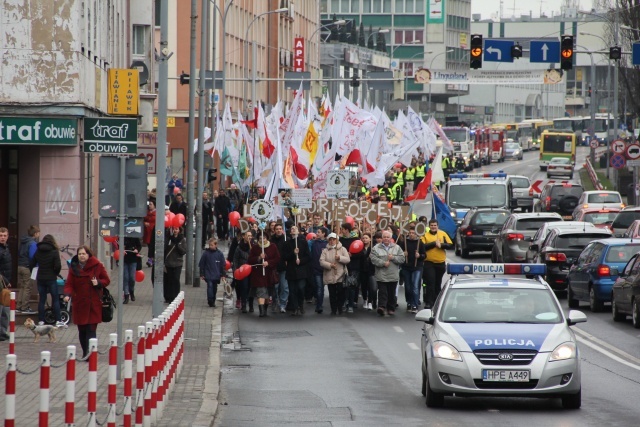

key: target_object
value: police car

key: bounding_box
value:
[445,172,510,225]
[416,263,586,409]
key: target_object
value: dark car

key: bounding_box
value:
[611,207,640,236]
[491,212,562,263]
[534,182,584,219]
[567,239,640,312]
[534,227,613,292]
[525,221,603,263]
[454,208,510,258]
[611,252,640,328]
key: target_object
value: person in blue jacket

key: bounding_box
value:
[199,237,227,307]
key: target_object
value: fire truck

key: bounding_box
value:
[490,128,506,163]
[474,127,491,166]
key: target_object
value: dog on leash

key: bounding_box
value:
[23,318,58,343]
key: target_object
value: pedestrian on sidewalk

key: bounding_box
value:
[232,231,254,313]
[283,225,311,316]
[199,238,226,307]
[248,233,280,318]
[30,234,63,327]
[319,233,350,316]
[0,227,12,341]
[163,226,187,303]
[16,225,39,314]
[122,237,141,304]
[143,200,156,267]
[370,230,405,316]
[63,246,111,359]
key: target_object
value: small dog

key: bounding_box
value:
[24,318,58,343]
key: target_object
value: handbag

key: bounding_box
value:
[0,276,10,306]
[341,268,358,289]
[163,244,177,274]
[101,287,116,323]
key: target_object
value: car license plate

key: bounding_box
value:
[482,369,530,382]
[562,215,573,220]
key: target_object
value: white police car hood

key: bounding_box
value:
[436,322,572,352]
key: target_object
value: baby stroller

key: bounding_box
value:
[44,275,71,326]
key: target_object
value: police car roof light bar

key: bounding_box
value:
[447,263,547,276]
[449,172,507,180]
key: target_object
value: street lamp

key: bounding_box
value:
[367,28,389,47]
[210,0,235,108]
[428,49,454,112]
[390,40,422,56]
[307,20,346,69]
[243,7,289,111]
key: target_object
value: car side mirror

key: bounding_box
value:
[529,244,539,252]
[567,310,587,326]
[610,267,619,276]
[415,309,434,325]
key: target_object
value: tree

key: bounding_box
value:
[350,21,358,45]
[330,14,339,42]
[376,27,387,52]
[339,25,348,43]
[367,25,375,49]
[358,22,366,47]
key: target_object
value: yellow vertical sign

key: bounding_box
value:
[108,69,139,115]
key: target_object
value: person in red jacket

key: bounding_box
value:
[248,233,281,318]
[63,245,111,360]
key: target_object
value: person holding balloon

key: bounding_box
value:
[163,226,187,303]
[232,231,254,313]
[122,237,142,304]
[199,237,227,307]
[248,232,281,318]
[339,221,363,313]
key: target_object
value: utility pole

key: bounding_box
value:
[185,0,198,287]
[154,0,171,317]
[611,6,620,186]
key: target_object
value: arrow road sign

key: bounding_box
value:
[612,139,626,154]
[530,41,560,63]
[484,40,514,62]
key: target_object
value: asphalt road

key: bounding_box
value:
[215,147,640,426]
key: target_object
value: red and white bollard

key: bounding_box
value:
[5,354,17,427]
[87,337,98,427]
[65,345,76,427]
[123,329,133,427]
[135,325,146,427]
[108,333,117,427]
[39,351,51,427]
[156,314,166,417]
[150,318,160,423]
[143,321,153,427]
[9,292,15,355]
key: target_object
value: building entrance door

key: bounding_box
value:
[0,147,19,284]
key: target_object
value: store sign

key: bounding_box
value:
[294,38,305,72]
[153,116,175,128]
[419,69,563,85]
[0,117,77,145]
[107,68,139,116]
[83,117,138,153]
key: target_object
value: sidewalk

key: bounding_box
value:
[0,257,226,427]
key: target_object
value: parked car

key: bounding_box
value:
[507,175,533,212]
[547,157,574,179]
[567,239,640,312]
[611,252,640,328]
[504,142,524,160]
[610,207,640,236]
[622,219,640,238]
[454,208,510,258]
[525,222,604,263]
[572,207,620,229]
[491,212,563,263]
[534,182,584,219]
[573,191,624,218]
[534,227,613,292]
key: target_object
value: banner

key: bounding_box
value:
[419,68,564,85]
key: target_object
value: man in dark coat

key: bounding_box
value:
[169,193,188,217]
[283,225,311,316]
[199,238,227,307]
[310,227,328,314]
[0,227,12,340]
[201,192,214,248]
[214,189,232,240]
[270,224,288,313]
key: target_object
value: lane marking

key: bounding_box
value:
[576,336,640,372]
[393,326,405,334]
[408,342,419,350]
[574,327,640,365]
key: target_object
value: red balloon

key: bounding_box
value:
[224,260,231,271]
[113,250,120,261]
[247,217,257,224]
[349,240,364,254]
[103,235,118,243]
[229,211,241,227]
[395,162,403,169]
[345,216,355,226]
[165,212,176,228]
[173,186,180,195]
[234,264,252,280]
[306,232,317,241]
[172,213,185,228]
[135,270,145,282]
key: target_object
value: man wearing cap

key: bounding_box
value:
[370,230,405,316]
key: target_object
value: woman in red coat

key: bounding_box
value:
[143,200,157,267]
[63,245,111,359]
[248,233,280,317]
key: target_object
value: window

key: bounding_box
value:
[132,25,147,56]
[393,30,423,44]
[155,1,161,26]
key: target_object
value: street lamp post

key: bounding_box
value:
[210,0,235,108]
[367,29,389,48]
[428,50,454,113]
[307,20,346,69]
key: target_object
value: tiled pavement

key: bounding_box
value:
[0,258,226,427]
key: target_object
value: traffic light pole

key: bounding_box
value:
[611,10,620,182]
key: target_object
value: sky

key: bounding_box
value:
[471,0,595,21]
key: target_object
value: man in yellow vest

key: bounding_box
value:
[414,160,426,190]
[421,219,453,308]
[405,160,416,192]
[394,166,405,198]
[391,178,403,204]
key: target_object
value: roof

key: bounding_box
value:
[582,190,621,195]
[510,212,562,219]
[552,227,612,236]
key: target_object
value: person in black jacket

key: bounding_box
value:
[29,234,63,326]
[398,228,426,313]
[214,190,232,240]
[283,226,311,316]
[169,193,188,217]
[0,227,12,340]
[199,238,226,307]
[122,237,142,304]
[339,223,363,313]
[270,224,288,313]
[201,192,214,248]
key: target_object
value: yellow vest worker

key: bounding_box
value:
[415,165,426,179]
[391,182,403,201]
[360,186,369,196]
[405,167,416,181]
[421,229,453,263]
[394,171,404,186]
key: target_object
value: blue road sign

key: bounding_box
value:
[483,39,514,62]
[610,153,626,170]
[633,43,640,66]
[530,41,561,63]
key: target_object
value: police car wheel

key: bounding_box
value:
[561,388,581,410]
[425,371,445,408]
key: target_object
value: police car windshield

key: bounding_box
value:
[440,288,562,324]
[449,184,507,208]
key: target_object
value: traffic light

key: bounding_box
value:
[179,72,190,85]
[511,43,523,59]
[350,75,360,88]
[610,46,622,60]
[560,35,574,70]
[470,34,483,69]
[207,168,217,183]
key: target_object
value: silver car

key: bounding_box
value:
[417,263,586,409]
[504,142,524,160]
[547,157,574,179]
[492,212,563,263]
[507,175,533,212]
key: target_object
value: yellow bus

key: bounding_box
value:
[539,130,576,171]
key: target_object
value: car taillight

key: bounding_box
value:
[545,196,551,210]
[507,233,524,241]
[545,252,567,262]
[597,265,610,277]
[465,229,473,236]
